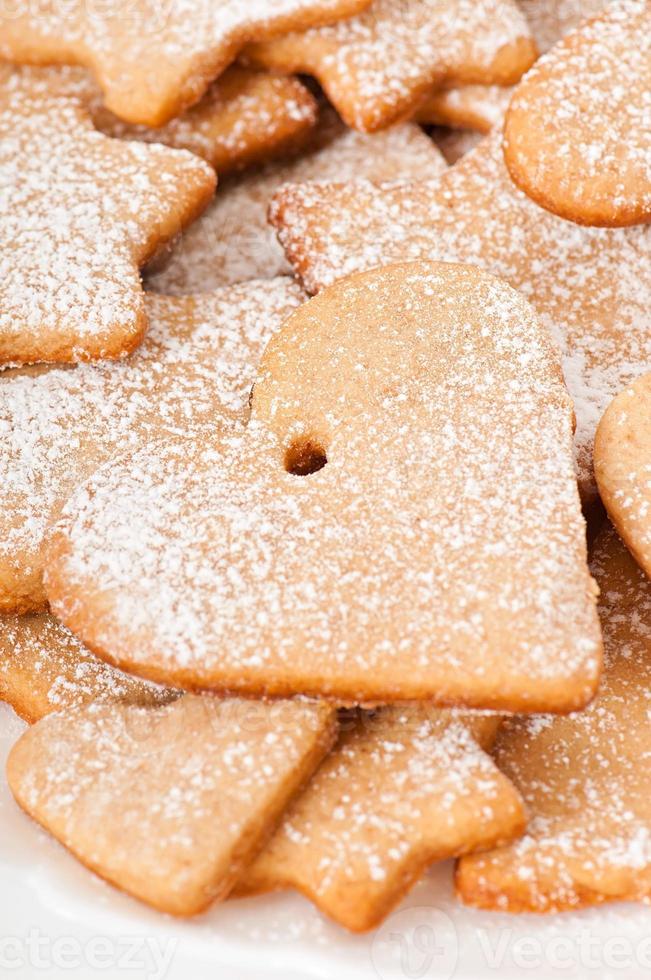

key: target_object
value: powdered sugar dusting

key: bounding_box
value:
[0,278,305,610]
[151,107,445,293]
[521,0,613,55]
[46,263,600,710]
[0,68,215,364]
[458,524,651,911]
[505,0,651,226]
[270,132,651,503]
[247,0,534,131]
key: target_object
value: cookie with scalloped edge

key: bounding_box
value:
[457,523,651,912]
[0,0,369,127]
[0,612,176,724]
[270,132,651,507]
[0,68,216,365]
[46,262,601,710]
[0,278,305,613]
[504,0,651,226]
[594,373,651,577]
[236,708,525,931]
[7,695,337,915]
[246,0,536,132]
[150,106,445,293]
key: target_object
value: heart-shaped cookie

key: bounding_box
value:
[46,262,601,711]
[504,0,651,226]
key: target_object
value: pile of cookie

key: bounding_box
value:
[1,0,650,932]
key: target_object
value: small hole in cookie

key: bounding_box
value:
[284,438,327,476]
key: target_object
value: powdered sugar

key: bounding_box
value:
[0,278,305,610]
[151,107,445,293]
[0,68,215,364]
[270,132,651,503]
[46,263,601,710]
[247,0,535,131]
[458,524,651,911]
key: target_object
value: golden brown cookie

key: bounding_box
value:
[30,64,318,174]
[594,373,651,577]
[150,107,445,293]
[246,0,536,132]
[457,523,651,912]
[520,0,612,53]
[0,0,369,126]
[419,0,611,134]
[0,612,175,724]
[504,0,651,226]
[417,85,511,132]
[45,262,601,710]
[236,708,525,930]
[270,132,651,507]
[7,696,337,915]
[0,68,215,365]
[0,279,305,613]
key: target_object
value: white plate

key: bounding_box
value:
[2,702,650,980]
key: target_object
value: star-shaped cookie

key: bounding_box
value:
[246,0,536,131]
[237,708,525,930]
[0,69,216,365]
[0,0,370,126]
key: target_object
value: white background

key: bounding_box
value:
[2,703,651,980]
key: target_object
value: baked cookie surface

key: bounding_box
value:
[504,0,651,226]
[45,262,601,710]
